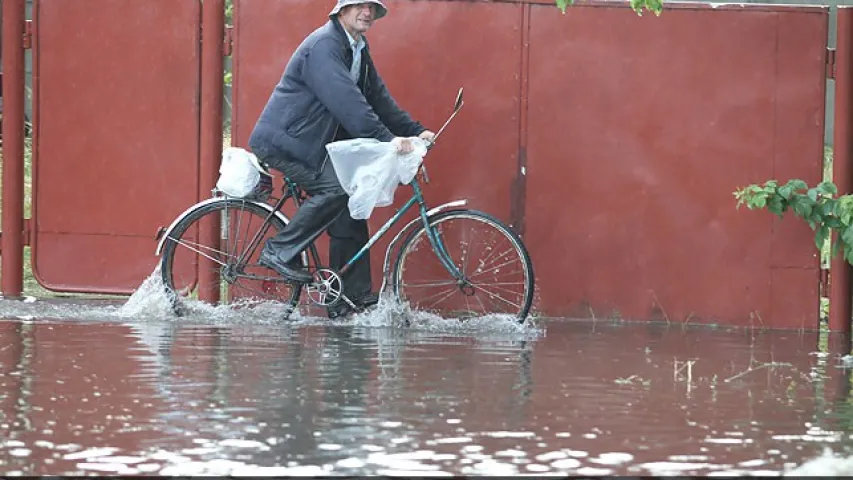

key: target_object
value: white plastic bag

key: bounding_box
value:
[326,137,428,219]
[216,147,269,198]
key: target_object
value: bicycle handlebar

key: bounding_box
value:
[411,87,463,185]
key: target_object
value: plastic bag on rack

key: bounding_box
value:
[216,147,272,199]
[326,137,428,220]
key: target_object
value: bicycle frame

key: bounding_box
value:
[335,87,467,281]
[337,178,465,281]
[254,174,464,286]
[155,87,469,290]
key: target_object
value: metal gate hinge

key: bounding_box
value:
[23,20,33,50]
[827,48,836,80]
[22,219,32,246]
[0,220,34,254]
[223,25,234,57]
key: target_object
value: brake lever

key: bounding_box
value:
[420,164,431,183]
[421,138,435,183]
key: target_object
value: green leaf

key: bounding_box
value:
[840,199,853,226]
[808,188,819,202]
[815,226,830,250]
[818,181,838,196]
[841,225,853,246]
[790,179,808,191]
[767,196,787,217]
[556,0,572,12]
[792,200,812,219]
[778,185,793,200]
[826,217,843,229]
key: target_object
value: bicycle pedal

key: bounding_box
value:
[340,295,358,309]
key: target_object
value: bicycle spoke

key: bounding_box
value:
[161,199,303,312]
[230,281,285,302]
[409,283,459,307]
[473,289,490,314]
[423,286,460,310]
[168,237,229,266]
[394,211,533,322]
[398,280,459,288]
[471,226,500,269]
[470,281,527,299]
[470,283,523,310]
[471,249,518,278]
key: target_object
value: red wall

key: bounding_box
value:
[25,0,830,329]
[230,0,828,328]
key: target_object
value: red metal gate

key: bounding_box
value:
[28,0,203,294]
[523,2,828,329]
[230,0,830,328]
[1,0,838,329]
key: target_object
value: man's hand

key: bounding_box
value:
[392,130,435,154]
[391,136,415,154]
[418,130,436,144]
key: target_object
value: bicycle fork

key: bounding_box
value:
[416,202,469,289]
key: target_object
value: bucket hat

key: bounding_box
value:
[329,0,388,20]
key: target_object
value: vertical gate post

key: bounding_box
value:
[831,7,853,336]
[1,0,27,299]
[198,0,225,303]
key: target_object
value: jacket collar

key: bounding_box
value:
[329,17,371,53]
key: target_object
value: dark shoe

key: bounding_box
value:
[327,304,355,319]
[259,250,313,283]
[355,292,380,308]
[326,292,380,319]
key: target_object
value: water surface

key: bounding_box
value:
[0,280,851,476]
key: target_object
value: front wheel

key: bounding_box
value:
[159,198,303,315]
[392,209,535,323]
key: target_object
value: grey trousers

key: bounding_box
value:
[262,155,372,300]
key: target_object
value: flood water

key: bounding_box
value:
[2,275,853,476]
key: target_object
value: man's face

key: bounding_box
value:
[339,3,377,36]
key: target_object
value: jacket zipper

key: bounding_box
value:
[363,60,370,92]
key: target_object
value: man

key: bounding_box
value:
[248,0,435,318]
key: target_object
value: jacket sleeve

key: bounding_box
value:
[366,61,426,138]
[303,37,395,142]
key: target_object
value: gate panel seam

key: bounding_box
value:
[511,3,530,237]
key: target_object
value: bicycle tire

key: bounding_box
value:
[392,209,535,323]
[159,198,302,316]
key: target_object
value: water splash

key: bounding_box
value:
[114,265,177,319]
[113,266,294,326]
[784,448,853,476]
[289,291,544,339]
[0,267,545,340]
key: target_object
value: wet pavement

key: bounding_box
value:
[1,278,853,476]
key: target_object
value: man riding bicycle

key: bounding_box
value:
[248,0,435,318]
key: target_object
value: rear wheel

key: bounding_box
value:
[159,198,303,316]
[392,209,535,323]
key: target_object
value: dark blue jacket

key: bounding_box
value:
[248,17,426,173]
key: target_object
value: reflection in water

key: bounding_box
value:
[1,296,853,475]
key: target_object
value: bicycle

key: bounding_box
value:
[154,89,536,323]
